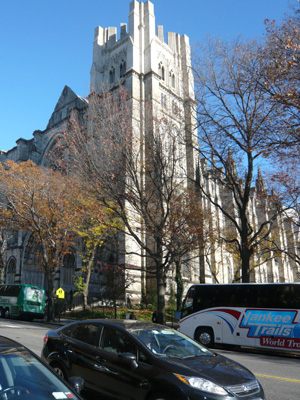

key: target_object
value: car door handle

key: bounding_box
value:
[63,343,73,352]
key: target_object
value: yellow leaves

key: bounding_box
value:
[68,185,123,252]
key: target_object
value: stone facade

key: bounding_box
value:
[0,86,88,294]
[0,1,299,302]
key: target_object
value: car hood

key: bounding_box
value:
[161,353,256,387]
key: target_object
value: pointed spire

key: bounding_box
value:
[256,166,266,195]
[225,147,238,180]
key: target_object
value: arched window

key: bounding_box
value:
[61,251,76,288]
[6,258,16,284]
[169,70,175,88]
[120,60,126,78]
[23,235,44,287]
[109,67,115,84]
[161,66,165,81]
[171,73,175,88]
[159,62,165,81]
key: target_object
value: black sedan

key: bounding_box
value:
[0,335,84,400]
[41,319,265,400]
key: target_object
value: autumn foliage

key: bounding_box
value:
[0,160,77,320]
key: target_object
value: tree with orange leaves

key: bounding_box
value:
[0,160,77,321]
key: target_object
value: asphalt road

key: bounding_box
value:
[1,318,300,400]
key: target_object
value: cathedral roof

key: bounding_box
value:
[46,85,88,129]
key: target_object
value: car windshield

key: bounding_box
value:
[0,347,80,400]
[130,327,214,358]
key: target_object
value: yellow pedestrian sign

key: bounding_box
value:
[56,287,65,299]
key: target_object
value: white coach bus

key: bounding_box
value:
[179,283,300,353]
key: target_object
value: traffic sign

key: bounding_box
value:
[56,287,65,299]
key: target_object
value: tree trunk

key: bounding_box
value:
[240,214,252,283]
[46,267,55,322]
[83,248,97,309]
[156,262,166,325]
[175,259,183,311]
[241,241,252,283]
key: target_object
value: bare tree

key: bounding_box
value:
[64,88,204,324]
[190,37,293,282]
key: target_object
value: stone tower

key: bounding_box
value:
[90,0,198,301]
[90,0,196,174]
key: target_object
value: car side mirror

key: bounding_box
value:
[68,376,85,394]
[118,352,138,369]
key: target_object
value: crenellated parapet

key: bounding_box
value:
[90,0,194,103]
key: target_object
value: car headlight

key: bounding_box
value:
[174,374,228,395]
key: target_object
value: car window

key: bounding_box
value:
[100,327,136,355]
[130,327,213,358]
[64,323,101,347]
[138,348,151,364]
[0,349,81,400]
[61,325,74,337]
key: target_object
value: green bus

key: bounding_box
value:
[0,284,46,320]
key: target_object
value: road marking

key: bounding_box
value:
[256,373,300,383]
[0,325,21,328]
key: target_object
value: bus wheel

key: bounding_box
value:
[0,308,4,318]
[4,308,10,319]
[195,327,214,348]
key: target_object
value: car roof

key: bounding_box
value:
[60,319,169,332]
[0,335,24,349]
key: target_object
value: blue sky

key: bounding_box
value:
[0,0,296,152]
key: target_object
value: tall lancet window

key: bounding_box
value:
[159,62,165,81]
[109,67,115,84]
[171,72,175,88]
[120,60,126,78]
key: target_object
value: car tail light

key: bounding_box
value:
[43,334,48,344]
